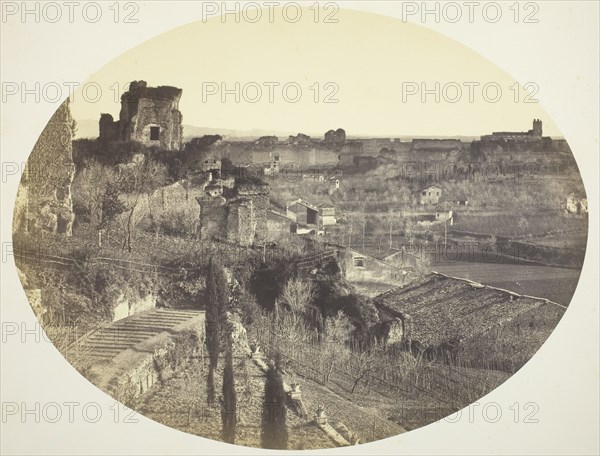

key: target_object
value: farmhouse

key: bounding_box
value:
[319,204,336,226]
[414,185,443,205]
[286,199,337,234]
[339,247,407,286]
[374,273,565,354]
[266,210,292,235]
[414,210,453,227]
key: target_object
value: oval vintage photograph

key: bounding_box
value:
[12,7,588,450]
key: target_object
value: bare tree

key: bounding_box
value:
[72,160,121,244]
[324,311,353,344]
[321,311,353,385]
[116,158,169,252]
[280,278,313,319]
[415,253,432,277]
[349,347,380,394]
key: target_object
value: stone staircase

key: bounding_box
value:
[67,309,204,363]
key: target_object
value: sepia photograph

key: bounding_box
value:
[1,1,598,454]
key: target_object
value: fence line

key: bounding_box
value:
[255,324,464,409]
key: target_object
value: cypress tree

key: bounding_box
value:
[205,257,221,404]
[261,364,288,449]
[221,348,236,444]
[205,257,230,405]
[207,364,215,406]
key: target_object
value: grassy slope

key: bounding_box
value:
[136,355,337,449]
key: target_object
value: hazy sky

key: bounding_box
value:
[70,8,560,137]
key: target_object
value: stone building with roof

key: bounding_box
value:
[414,184,443,205]
[374,273,565,366]
[286,199,338,234]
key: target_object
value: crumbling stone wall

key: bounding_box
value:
[14,99,75,236]
[197,194,228,241]
[184,136,223,176]
[198,195,258,247]
[99,113,119,143]
[197,178,269,246]
[227,199,255,246]
[236,182,269,239]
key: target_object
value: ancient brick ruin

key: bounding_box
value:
[13,99,76,236]
[192,140,269,246]
[184,135,222,177]
[323,128,346,147]
[99,80,183,151]
[196,176,269,247]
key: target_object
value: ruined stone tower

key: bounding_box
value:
[99,80,183,151]
[14,99,76,236]
[196,178,269,247]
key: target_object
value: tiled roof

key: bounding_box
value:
[414,184,443,192]
[374,273,564,347]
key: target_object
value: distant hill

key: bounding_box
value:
[351,135,480,142]
[73,119,300,141]
[73,118,481,143]
[181,124,301,141]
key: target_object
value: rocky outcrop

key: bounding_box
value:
[225,312,251,356]
[14,99,76,236]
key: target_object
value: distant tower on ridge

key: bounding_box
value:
[532,119,542,137]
